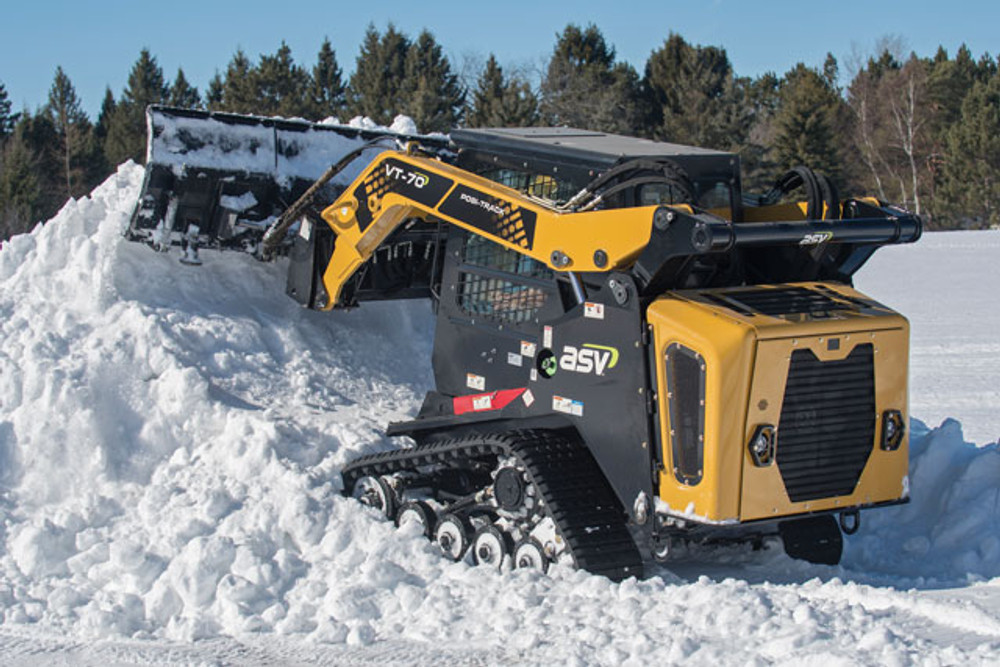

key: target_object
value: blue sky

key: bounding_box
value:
[2,0,997,119]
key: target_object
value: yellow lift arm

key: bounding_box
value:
[316,150,670,309]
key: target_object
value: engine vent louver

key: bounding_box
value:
[776,343,876,502]
[726,286,853,318]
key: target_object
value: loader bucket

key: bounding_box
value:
[126,106,445,252]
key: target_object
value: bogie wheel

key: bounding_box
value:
[435,513,472,561]
[652,535,682,563]
[472,525,512,570]
[513,537,549,573]
[396,500,436,538]
[351,475,397,520]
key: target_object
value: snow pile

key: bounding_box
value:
[848,419,1000,581]
[1,168,999,662]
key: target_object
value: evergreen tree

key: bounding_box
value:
[94,87,116,143]
[105,48,168,165]
[400,30,464,132]
[0,81,17,141]
[256,41,311,117]
[0,129,41,240]
[219,49,258,114]
[939,73,1000,227]
[466,54,539,128]
[739,72,782,190]
[644,33,747,148]
[205,73,224,109]
[771,63,845,182]
[168,68,201,108]
[311,38,345,120]
[346,24,410,124]
[0,113,62,240]
[44,67,96,199]
[540,24,644,134]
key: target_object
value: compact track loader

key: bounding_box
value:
[130,108,920,580]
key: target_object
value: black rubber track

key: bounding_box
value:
[341,429,644,581]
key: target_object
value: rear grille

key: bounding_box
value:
[776,343,876,502]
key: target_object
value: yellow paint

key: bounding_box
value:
[318,151,664,308]
[649,282,910,523]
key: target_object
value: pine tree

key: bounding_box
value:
[939,74,1000,227]
[0,129,41,240]
[540,24,644,134]
[643,33,747,149]
[0,81,17,141]
[256,41,311,117]
[466,54,539,128]
[205,74,224,109]
[45,67,95,199]
[771,63,844,182]
[94,87,116,143]
[169,68,201,108]
[400,30,464,132]
[346,24,410,124]
[104,49,168,165]
[0,113,62,240]
[219,49,258,114]
[311,38,345,120]
[739,72,782,190]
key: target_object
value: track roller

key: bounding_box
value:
[472,525,512,569]
[435,513,472,561]
[396,500,436,538]
[513,537,549,573]
[351,475,397,519]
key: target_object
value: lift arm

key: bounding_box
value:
[316,150,662,309]
[314,150,922,309]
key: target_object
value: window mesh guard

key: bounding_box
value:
[457,235,551,324]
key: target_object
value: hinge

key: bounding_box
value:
[645,391,657,415]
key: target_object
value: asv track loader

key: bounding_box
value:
[129,109,920,580]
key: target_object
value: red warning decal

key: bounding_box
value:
[453,388,527,415]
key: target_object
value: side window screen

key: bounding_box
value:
[458,235,551,324]
[640,182,688,206]
[666,342,706,485]
[640,180,732,210]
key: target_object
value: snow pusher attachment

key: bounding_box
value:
[126,106,447,256]
[128,117,922,578]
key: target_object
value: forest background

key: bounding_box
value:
[2,23,998,241]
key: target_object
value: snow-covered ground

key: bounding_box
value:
[1,164,999,664]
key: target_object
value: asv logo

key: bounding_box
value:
[560,344,620,376]
[799,231,833,246]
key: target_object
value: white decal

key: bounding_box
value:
[559,344,620,376]
[385,163,428,188]
[584,302,605,320]
[543,326,553,349]
[553,395,584,417]
[799,231,834,246]
[459,192,506,216]
[522,389,535,407]
[472,394,493,411]
[530,368,538,382]
[520,341,537,357]
[466,373,485,391]
[507,352,523,367]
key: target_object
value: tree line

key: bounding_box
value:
[2,23,999,241]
